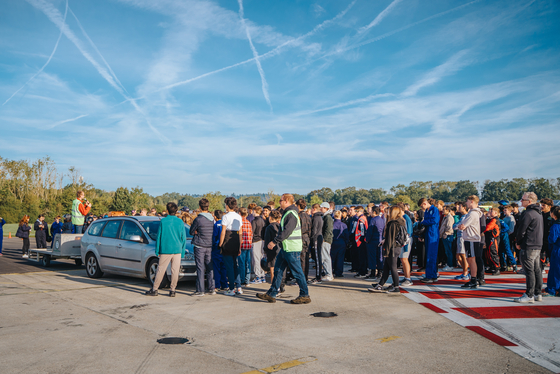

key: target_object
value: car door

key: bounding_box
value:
[97,220,123,271]
[116,220,148,274]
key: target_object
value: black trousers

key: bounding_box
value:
[22,238,30,255]
[350,242,358,270]
[379,255,399,287]
[416,240,426,268]
[300,248,308,281]
[357,242,368,275]
[36,233,47,249]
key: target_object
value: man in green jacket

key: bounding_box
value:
[145,202,186,297]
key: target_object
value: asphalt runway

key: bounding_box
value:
[0,238,554,373]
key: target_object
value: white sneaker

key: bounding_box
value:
[323,275,334,282]
[22,254,28,258]
[235,288,243,295]
[535,294,543,302]
[224,289,236,296]
[514,293,534,303]
[442,266,453,271]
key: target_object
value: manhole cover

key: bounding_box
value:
[157,337,190,345]
[311,312,337,318]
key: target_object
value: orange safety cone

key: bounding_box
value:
[9,232,11,239]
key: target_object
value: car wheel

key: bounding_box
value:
[75,259,83,266]
[85,253,103,278]
[42,255,51,267]
[147,258,170,288]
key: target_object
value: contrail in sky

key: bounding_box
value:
[127,0,357,101]
[25,0,170,145]
[69,8,128,95]
[48,114,88,129]
[238,0,272,112]
[2,0,68,106]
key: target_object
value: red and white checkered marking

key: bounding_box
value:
[401,268,560,373]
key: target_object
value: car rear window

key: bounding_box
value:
[101,220,121,238]
[140,221,160,241]
[88,221,106,236]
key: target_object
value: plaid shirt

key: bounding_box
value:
[241,217,253,250]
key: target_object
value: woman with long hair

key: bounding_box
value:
[19,215,31,258]
[368,206,406,293]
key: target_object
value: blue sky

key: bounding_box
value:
[1,0,559,195]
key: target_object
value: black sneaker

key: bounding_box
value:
[461,281,474,288]
[145,289,158,296]
[491,271,500,276]
[478,279,486,286]
[354,274,366,278]
[420,278,436,284]
[169,291,176,297]
[256,293,276,303]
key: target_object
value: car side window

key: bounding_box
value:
[88,221,106,236]
[101,220,122,239]
[120,221,144,241]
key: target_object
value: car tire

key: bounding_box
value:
[147,258,170,288]
[85,253,103,278]
[75,259,83,267]
[42,255,51,267]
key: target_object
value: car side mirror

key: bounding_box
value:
[129,235,143,243]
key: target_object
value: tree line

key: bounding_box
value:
[1,156,559,223]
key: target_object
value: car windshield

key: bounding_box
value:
[140,221,161,241]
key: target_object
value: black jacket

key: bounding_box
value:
[543,211,552,251]
[382,219,404,258]
[34,220,48,239]
[264,222,280,253]
[273,205,300,248]
[251,215,266,243]
[190,213,215,248]
[19,224,31,239]
[516,204,543,250]
[310,212,324,247]
[298,210,312,248]
[322,213,334,244]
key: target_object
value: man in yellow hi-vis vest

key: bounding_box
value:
[72,190,92,234]
[257,194,311,304]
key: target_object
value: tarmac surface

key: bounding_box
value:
[0,238,554,374]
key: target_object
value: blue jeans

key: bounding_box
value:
[194,246,214,293]
[212,249,228,289]
[331,241,346,277]
[268,250,309,298]
[223,254,240,290]
[73,225,83,234]
[442,236,454,267]
[499,233,517,267]
[238,249,251,284]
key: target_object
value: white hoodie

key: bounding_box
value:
[460,208,482,242]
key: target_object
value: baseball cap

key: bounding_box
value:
[320,202,330,209]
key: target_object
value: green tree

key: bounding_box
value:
[504,178,529,200]
[178,195,200,210]
[110,187,134,212]
[450,180,478,201]
[202,191,225,212]
[528,178,560,199]
[308,195,322,206]
[482,180,507,201]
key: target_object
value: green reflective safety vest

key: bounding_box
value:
[72,199,84,225]
[280,209,302,253]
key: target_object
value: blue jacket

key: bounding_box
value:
[190,212,215,248]
[51,221,63,236]
[332,219,349,248]
[366,216,385,243]
[212,220,223,251]
[0,218,5,234]
[403,213,413,236]
[549,221,560,255]
[422,205,440,244]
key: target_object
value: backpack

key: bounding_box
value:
[395,224,409,247]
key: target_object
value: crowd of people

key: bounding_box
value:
[145,192,559,305]
[9,190,560,304]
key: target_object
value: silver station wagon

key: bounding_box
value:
[80,216,196,286]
